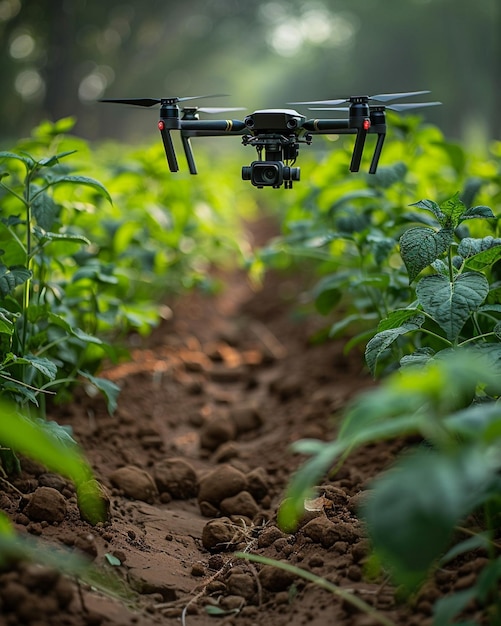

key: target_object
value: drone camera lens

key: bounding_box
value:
[286,118,298,129]
[244,116,255,128]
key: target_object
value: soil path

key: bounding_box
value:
[0,220,481,626]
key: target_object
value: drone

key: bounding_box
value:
[100,90,440,189]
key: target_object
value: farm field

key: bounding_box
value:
[0,218,492,626]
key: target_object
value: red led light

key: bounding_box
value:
[363,119,371,131]
[158,120,165,130]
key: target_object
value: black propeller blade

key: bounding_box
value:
[183,107,246,114]
[100,94,229,107]
[308,101,442,112]
[290,90,431,107]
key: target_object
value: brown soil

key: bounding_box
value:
[0,220,490,626]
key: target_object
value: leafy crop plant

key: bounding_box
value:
[278,192,501,624]
[366,193,500,375]
[0,147,119,474]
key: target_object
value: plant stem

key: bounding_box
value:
[236,552,397,626]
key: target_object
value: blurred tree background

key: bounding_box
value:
[0,0,499,147]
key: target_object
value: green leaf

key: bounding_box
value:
[47,175,112,205]
[79,370,120,415]
[38,150,77,168]
[458,236,501,258]
[31,191,59,231]
[314,286,342,315]
[458,237,501,270]
[399,227,453,283]
[0,223,26,265]
[22,355,58,381]
[362,446,495,590]
[376,308,422,332]
[459,205,495,220]
[416,272,489,341]
[329,313,377,338]
[432,589,477,626]
[439,193,466,228]
[368,161,407,189]
[0,264,31,296]
[0,309,15,335]
[105,553,122,567]
[365,315,425,375]
[0,151,34,169]
[0,403,92,485]
[409,199,445,225]
[35,228,91,247]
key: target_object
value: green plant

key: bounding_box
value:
[278,350,501,624]
[252,118,501,350]
[366,193,501,375]
[0,148,120,415]
[275,191,501,623]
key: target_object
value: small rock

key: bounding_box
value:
[302,517,339,548]
[246,467,270,501]
[259,564,297,591]
[109,466,157,503]
[201,517,237,552]
[153,458,198,499]
[24,486,67,523]
[38,473,68,493]
[198,465,247,508]
[229,405,263,434]
[220,491,259,519]
[199,414,237,451]
[257,526,287,548]
[221,594,246,610]
[213,441,240,463]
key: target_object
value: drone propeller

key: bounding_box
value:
[183,107,246,114]
[100,94,229,107]
[289,90,431,107]
[309,101,442,112]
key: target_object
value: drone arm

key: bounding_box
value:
[181,133,197,175]
[350,127,369,172]
[303,119,351,133]
[158,121,178,172]
[369,131,386,174]
[180,119,247,133]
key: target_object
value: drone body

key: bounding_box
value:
[100,91,440,189]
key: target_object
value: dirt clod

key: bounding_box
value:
[198,464,248,509]
[109,465,158,502]
[24,486,67,523]
[153,457,198,498]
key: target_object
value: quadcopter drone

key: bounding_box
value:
[100,90,440,189]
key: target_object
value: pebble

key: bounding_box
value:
[24,487,67,524]
[153,458,198,499]
[201,517,237,552]
[220,491,259,519]
[199,414,237,451]
[109,466,158,503]
[198,464,248,508]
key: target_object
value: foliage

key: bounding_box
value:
[253,116,501,352]
[272,118,501,623]
[0,118,252,475]
[0,140,119,417]
[366,193,500,375]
